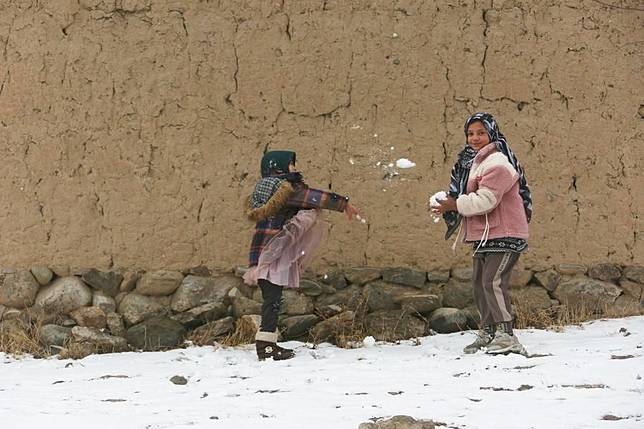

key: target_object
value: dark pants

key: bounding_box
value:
[472,252,520,327]
[258,279,283,333]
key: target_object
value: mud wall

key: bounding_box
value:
[0,0,641,272]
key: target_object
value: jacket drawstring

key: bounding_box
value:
[482,213,490,245]
[473,213,490,254]
[451,221,464,253]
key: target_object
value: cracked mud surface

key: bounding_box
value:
[0,1,641,271]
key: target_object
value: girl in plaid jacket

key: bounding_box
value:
[243,150,360,360]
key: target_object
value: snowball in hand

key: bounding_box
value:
[429,191,448,208]
[429,191,448,223]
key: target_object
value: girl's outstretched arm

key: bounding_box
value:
[286,186,349,212]
[287,186,361,220]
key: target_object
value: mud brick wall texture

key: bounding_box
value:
[0,0,641,272]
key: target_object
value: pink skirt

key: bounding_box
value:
[243,209,325,288]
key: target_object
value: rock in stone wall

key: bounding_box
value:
[0,1,641,271]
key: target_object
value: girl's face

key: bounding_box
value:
[467,121,490,151]
[288,162,297,173]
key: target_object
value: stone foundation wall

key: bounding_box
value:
[1,263,642,355]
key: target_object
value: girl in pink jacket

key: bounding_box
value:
[432,112,531,355]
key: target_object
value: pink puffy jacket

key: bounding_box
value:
[455,144,529,243]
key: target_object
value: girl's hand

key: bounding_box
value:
[345,203,361,221]
[431,196,457,214]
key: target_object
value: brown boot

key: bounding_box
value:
[255,331,295,361]
[256,340,295,361]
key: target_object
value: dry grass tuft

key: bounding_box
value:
[514,298,641,331]
[185,326,218,347]
[0,314,53,358]
[306,293,370,348]
[57,342,97,360]
[185,322,233,347]
[219,318,259,347]
[331,316,368,349]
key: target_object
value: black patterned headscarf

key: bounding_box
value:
[252,150,303,209]
[443,112,532,239]
[261,150,296,177]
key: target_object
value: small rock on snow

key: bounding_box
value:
[170,375,188,385]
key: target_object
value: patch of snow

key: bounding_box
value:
[1,317,643,428]
[363,336,376,347]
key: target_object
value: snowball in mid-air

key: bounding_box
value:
[395,158,416,169]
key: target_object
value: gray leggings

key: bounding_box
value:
[472,252,520,327]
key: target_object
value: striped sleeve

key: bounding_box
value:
[286,186,349,212]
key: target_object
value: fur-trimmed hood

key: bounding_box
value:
[245,179,295,222]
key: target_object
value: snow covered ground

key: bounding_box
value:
[1,317,643,429]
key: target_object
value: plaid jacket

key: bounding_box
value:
[248,184,348,267]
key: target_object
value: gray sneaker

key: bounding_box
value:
[463,330,493,354]
[485,331,526,355]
